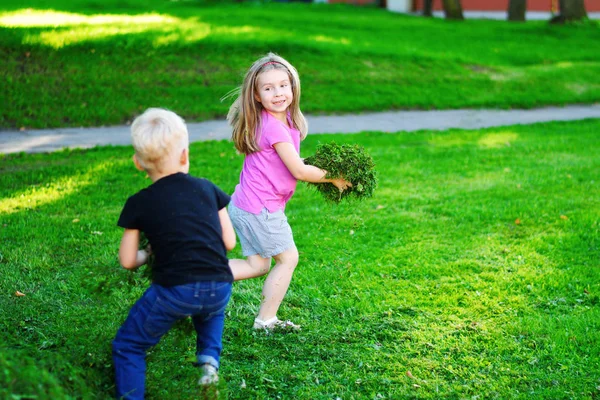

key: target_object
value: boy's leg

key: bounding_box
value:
[191,282,232,382]
[112,285,177,400]
[256,246,299,322]
[229,255,271,281]
[191,311,226,369]
[190,282,232,367]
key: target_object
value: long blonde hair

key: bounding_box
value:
[226,53,308,155]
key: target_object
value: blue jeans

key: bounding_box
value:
[112,281,232,400]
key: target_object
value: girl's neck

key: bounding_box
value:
[266,109,289,127]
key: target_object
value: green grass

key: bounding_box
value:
[1,119,599,399]
[1,0,600,129]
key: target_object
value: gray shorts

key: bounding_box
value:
[228,203,295,258]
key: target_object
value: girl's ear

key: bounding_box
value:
[132,154,145,171]
[254,91,261,103]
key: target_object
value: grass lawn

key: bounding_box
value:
[1,118,598,399]
[1,0,600,129]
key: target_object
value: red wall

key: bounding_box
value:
[413,0,600,12]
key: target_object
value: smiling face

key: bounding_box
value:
[255,68,294,123]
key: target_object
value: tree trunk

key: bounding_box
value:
[508,0,527,21]
[560,0,588,20]
[423,0,434,17]
[552,0,588,22]
[442,0,464,20]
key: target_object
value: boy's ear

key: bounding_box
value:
[132,154,145,171]
[180,148,189,166]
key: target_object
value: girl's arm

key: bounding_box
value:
[274,142,352,191]
[218,207,236,251]
[119,228,149,270]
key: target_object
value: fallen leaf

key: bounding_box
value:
[584,289,590,295]
[413,384,421,388]
[72,218,80,223]
[406,370,415,379]
[560,215,568,220]
[240,379,246,389]
[15,291,25,297]
[375,204,385,210]
[515,218,521,225]
[349,230,355,235]
[91,231,103,235]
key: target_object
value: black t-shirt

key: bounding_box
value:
[118,172,233,286]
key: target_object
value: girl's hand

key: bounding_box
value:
[331,178,352,192]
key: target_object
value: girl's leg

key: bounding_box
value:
[229,255,271,281]
[257,246,299,321]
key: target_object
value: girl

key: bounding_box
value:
[226,53,351,330]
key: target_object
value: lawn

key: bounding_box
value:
[1,118,599,399]
[1,0,600,129]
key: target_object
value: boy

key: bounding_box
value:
[112,108,236,399]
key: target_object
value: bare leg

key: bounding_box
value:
[229,255,271,281]
[257,247,299,321]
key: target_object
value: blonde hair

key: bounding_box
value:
[226,53,308,155]
[130,108,189,171]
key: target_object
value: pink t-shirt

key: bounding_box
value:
[232,110,301,214]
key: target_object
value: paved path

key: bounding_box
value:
[1,105,599,154]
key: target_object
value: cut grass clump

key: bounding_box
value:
[304,142,377,203]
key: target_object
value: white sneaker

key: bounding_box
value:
[198,364,219,385]
[253,316,301,331]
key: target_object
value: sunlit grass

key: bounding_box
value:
[478,131,519,148]
[310,34,351,45]
[0,9,216,48]
[0,9,176,27]
[0,161,120,215]
[4,119,596,398]
[2,1,599,129]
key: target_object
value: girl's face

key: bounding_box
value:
[255,68,293,122]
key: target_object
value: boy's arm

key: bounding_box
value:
[219,207,236,251]
[274,142,352,191]
[119,228,149,270]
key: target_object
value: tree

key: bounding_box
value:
[508,0,527,21]
[551,0,588,22]
[423,0,434,17]
[442,0,464,20]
